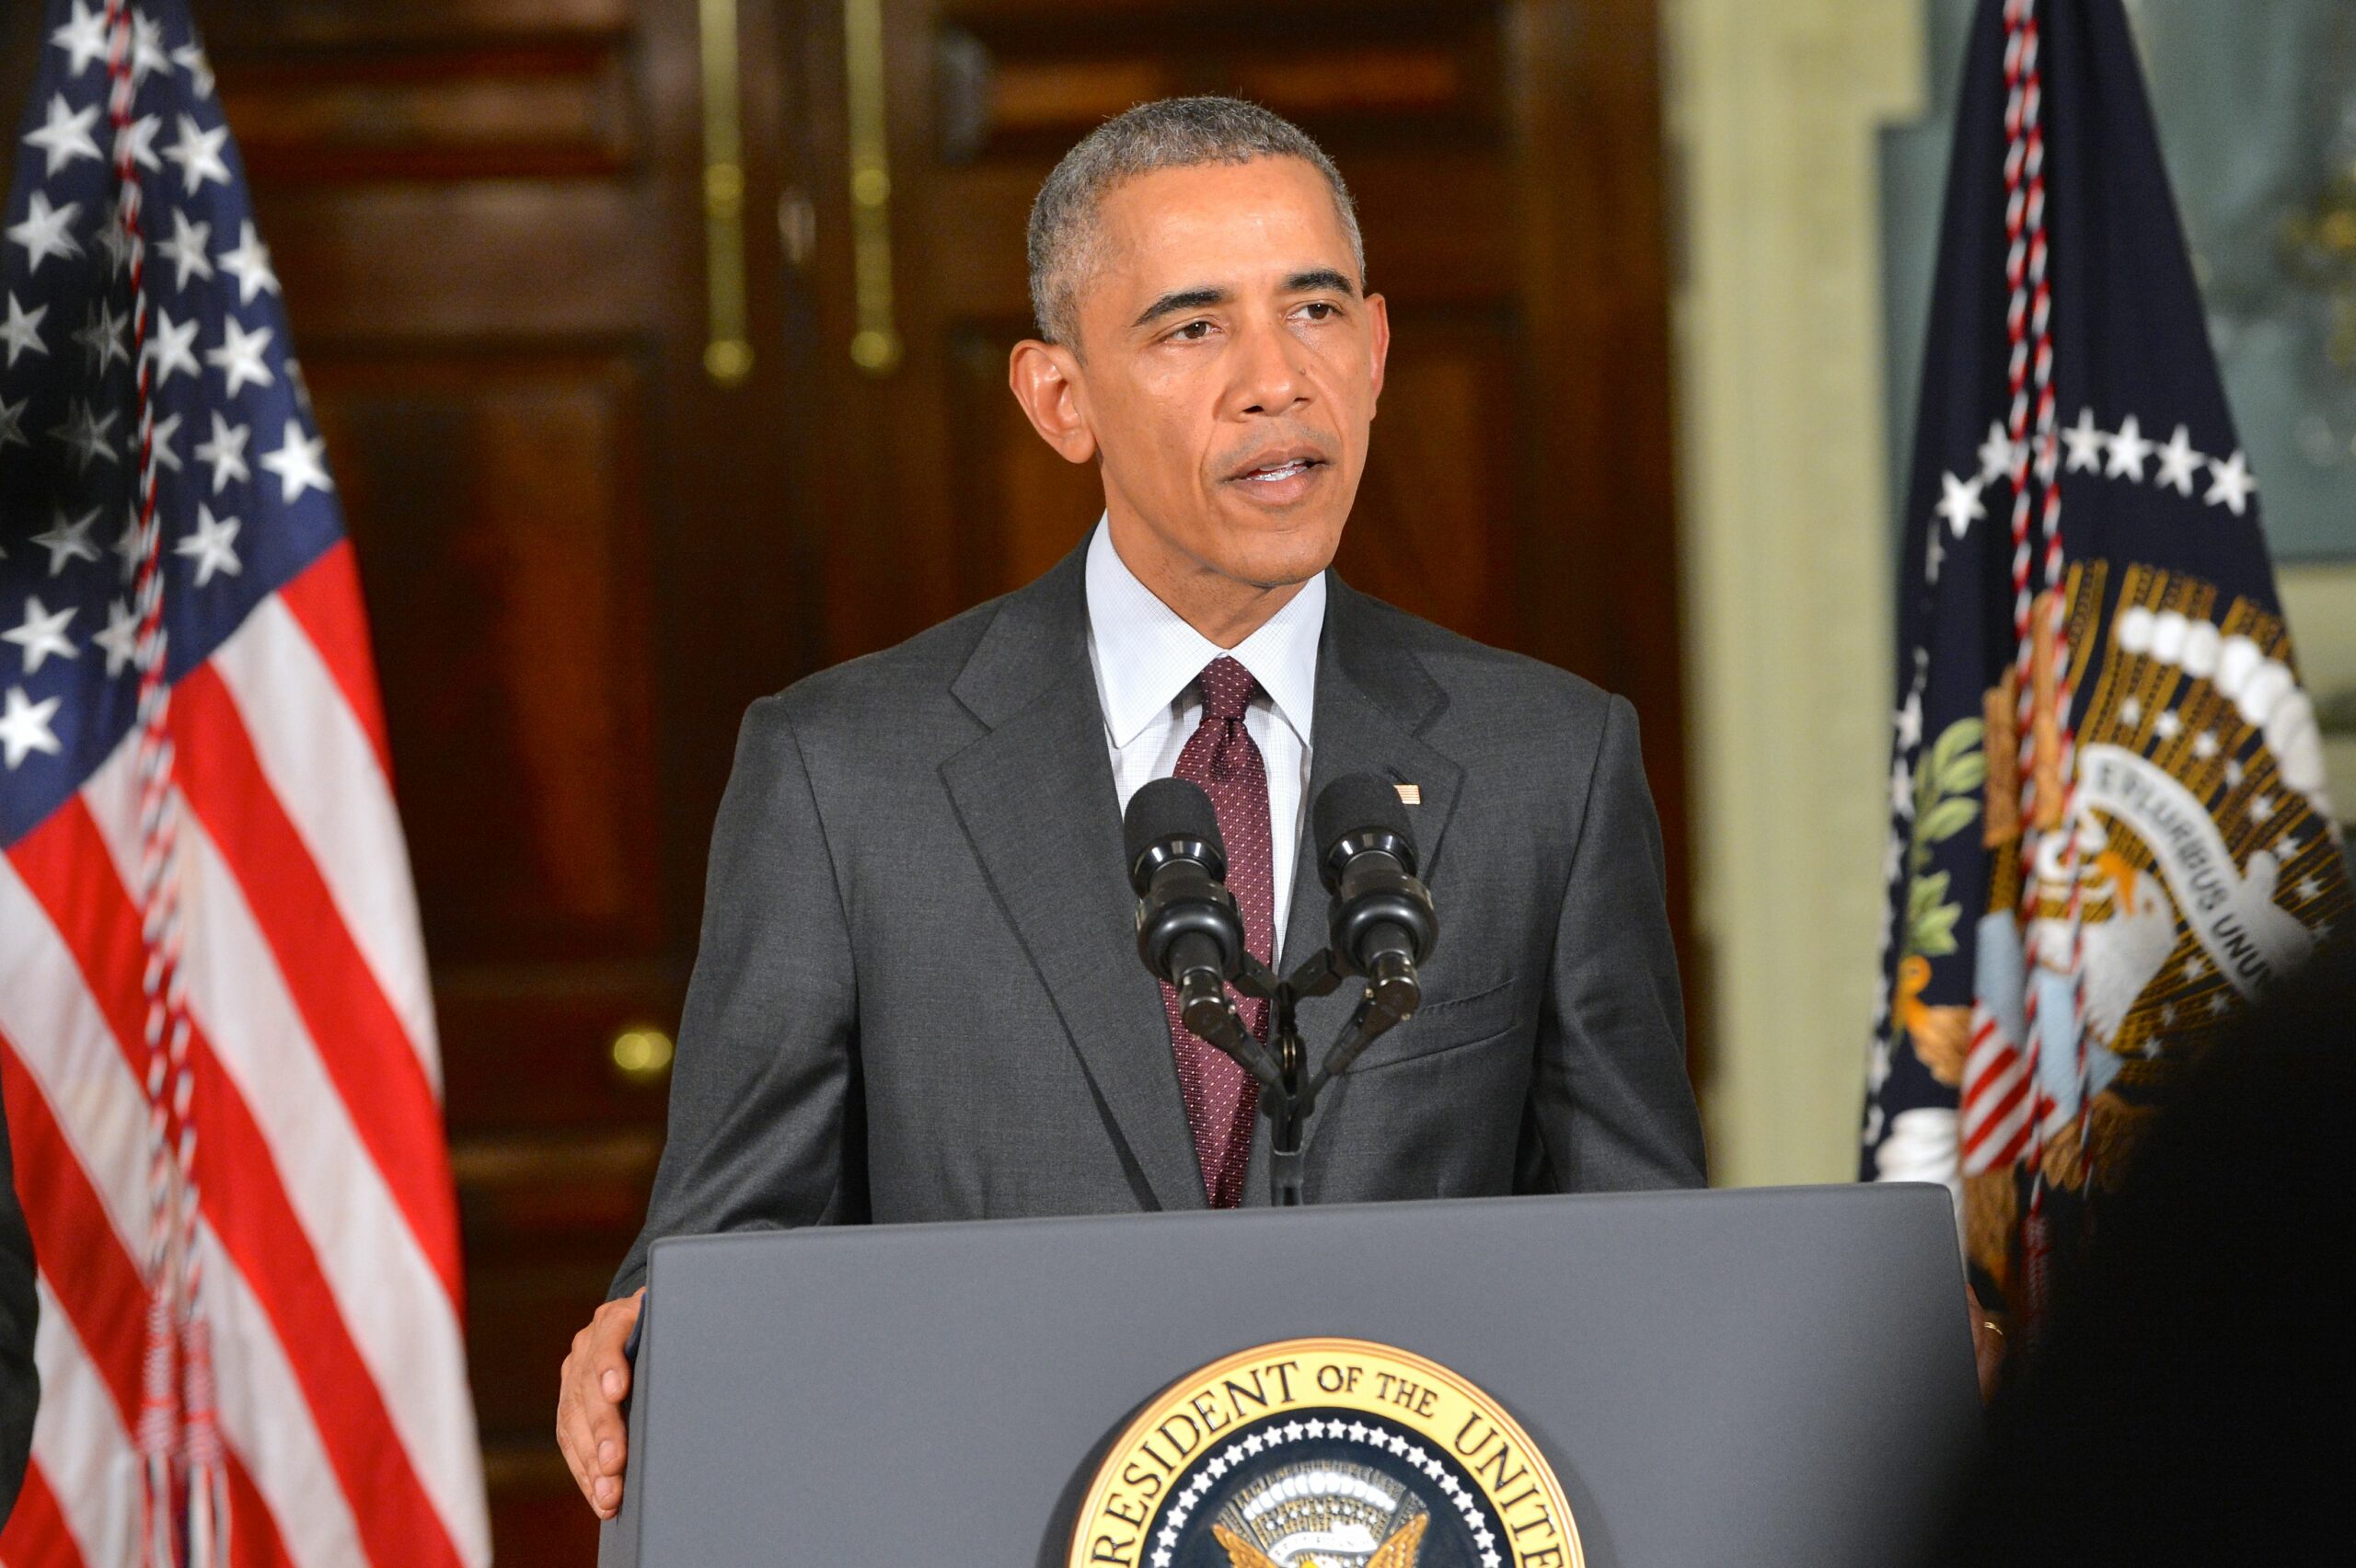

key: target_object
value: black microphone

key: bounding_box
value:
[1312,773,1438,1020]
[1123,778,1246,1038]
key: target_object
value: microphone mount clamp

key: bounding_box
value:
[1185,946,1421,1208]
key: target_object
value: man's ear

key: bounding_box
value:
[1008,340,1099,464]
[1365,291,1392,410]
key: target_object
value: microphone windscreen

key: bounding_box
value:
[1313,773,1415,865]
[1124,777,1225,871]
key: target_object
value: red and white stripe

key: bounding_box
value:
[1959,1001,2035,1174]
[1,542,488,1567]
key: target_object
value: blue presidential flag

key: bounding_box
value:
[1862,0,2350,1311]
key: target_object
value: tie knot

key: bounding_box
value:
[1196,655,1257,722]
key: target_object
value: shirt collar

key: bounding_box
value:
[1084,516,1325,752]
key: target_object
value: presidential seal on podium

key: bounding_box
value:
[1070,1338,1581,1568]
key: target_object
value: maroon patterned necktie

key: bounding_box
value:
[1161,655,1274,1208]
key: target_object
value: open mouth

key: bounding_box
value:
[1234,456,1325,485]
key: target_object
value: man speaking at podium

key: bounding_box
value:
[558,96,1704,1517]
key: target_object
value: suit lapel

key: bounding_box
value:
[1274,577,1464,977]
[941,547,1207,1212]
[1242,575,1466,1206]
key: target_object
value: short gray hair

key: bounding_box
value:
[1025,96,1364,349]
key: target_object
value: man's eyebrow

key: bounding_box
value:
[1131,286,1230,329]
[1283,268,1359,296]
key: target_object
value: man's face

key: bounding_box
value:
[1060,156,1389,594]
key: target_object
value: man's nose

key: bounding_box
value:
[1230,317,1307,416]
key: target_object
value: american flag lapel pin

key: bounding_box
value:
[1393,783,1422,806]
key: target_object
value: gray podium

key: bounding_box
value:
[598,1184,1978,1567]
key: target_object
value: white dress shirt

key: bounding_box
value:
[1082,518,1325,953]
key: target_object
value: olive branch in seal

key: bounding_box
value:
[1904,717,1987,961]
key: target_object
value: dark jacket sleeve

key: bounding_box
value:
[1524,694,1708,1191]
[0,1099,40,1524]
[609,698,863,1299]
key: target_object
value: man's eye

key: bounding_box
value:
[1171,320,1214,341]
[1299,302,1338,321]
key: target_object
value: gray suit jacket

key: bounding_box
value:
[613,545,1703,1297]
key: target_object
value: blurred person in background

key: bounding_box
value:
[1941,933,2356,1566]
[0,1112,29,1524]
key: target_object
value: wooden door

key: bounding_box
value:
[7,2,1684,1562]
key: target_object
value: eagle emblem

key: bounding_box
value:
[1207,1462,1429,1568]
[1210,1516,1426,1568]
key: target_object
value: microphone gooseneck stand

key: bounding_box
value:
[1179,947,1421,1206]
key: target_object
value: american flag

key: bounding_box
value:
[0,3,489,1565]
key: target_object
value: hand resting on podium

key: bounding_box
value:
[556,1287,642,1519]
